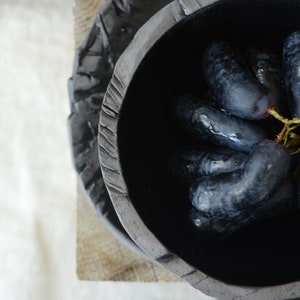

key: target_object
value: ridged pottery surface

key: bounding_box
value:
[68,0,173,256]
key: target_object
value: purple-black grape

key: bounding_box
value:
[296,169,300,212]
[283,30,300,118]
[172,94,267,152]
[190,177,295,238]
[190,140,290,220]
[245,44,283,98]
[202,41,279,120]
[257,177,296,220]
[247,42,285,136]
[168,146,247,184]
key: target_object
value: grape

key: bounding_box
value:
[190,177,295,238]
[296,169,300,211]
[168,146,247,184]
[245,44,283,98]
[189,207,247,238]
[202,41,279,120]
[243,45,286,138]
[283,30,300,118]
[190,140,290,220]
[172,94,267,152]
[257,177,296,220]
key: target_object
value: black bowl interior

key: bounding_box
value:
[117,0,300,287]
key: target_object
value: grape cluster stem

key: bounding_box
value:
[268,108,300,155]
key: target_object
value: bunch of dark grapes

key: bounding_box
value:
[170,31,300,240]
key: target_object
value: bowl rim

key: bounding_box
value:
[98,0,300,298]
[68,0,175,264]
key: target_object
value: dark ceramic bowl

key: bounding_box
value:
[98,0,300,298]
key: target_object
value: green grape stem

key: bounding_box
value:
[267,108,300,155]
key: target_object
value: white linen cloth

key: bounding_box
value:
[0,0,214,299]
